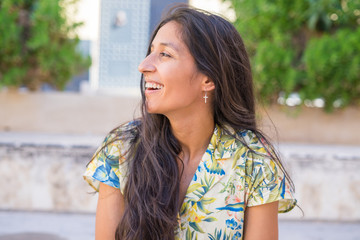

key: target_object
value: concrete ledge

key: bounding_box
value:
[260,104,360,145]
[0,132,359,221]
[0,132,103,147]
[0,91,141,135]
[1,91,359,145]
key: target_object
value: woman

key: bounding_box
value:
[84,4,296,240]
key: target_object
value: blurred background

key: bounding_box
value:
[0,0,359,239]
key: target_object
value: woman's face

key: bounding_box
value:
[138,21,207,116]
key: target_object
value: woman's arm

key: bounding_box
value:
[243,201,279,240]
[95,182,125,240]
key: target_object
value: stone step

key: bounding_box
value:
[0,210,359,240]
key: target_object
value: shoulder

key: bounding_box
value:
[98,120,141,162]
[237,129,271,157]
[230,128,281,188]
[103,120,140,148]
[235,129,276,172]
[220,124,270,157]
[218,125,277,175]
[83,120,140,191]
[105,120,140,144]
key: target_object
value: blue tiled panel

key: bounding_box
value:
[99,0,150,88]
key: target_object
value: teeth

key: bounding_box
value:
[145,82,163,90]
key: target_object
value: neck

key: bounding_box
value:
[167,109,214,163]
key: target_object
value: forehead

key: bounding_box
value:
[152,21,185,49]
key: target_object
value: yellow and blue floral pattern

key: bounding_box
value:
[84,123,296,240]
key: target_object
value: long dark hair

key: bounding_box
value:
[114,4,294,240]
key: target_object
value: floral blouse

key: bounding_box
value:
[84,122,296,240]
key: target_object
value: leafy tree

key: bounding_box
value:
[227,0,360,111]
[0,0,91,91]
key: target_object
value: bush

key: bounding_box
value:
[303,28,360,110]
[0,0,91,91]
[227,0,360,111]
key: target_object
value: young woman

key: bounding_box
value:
[84,4,296,240]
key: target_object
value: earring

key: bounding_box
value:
[203,91,208,103]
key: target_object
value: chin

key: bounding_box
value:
[145,101,175,116]
[145,103,160,114]
[146,107,168,116]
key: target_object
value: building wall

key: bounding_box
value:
[150,0,188,33]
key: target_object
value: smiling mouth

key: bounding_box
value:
[145,82,164,90]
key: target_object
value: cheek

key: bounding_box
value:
[168,81,199,101]
[160,64,202,99]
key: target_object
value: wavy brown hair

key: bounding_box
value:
[113,4,295,240]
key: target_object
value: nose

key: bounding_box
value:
[138,54,155,73]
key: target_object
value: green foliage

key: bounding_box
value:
[227,0,360,111]
[0,0,91,91]
[303,28,360,111]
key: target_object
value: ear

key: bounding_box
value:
[201,76,215,91]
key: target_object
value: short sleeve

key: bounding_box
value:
[83,131,128,193]
[244,135,296,213]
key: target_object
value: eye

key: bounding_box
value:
[160,52,171,58]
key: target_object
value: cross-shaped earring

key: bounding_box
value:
[203,91,208,103]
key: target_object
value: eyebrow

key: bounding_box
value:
[151,42,180,52]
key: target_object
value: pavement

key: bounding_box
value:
[0,211,360,240]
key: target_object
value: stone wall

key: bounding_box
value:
[0,133,359,221]
[279,144,360,221]
[0,133,99,213]
[0,91,141,135]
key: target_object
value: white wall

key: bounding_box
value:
[189,0,236,21]
[66,0,100,41]
[65,0,101,91]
